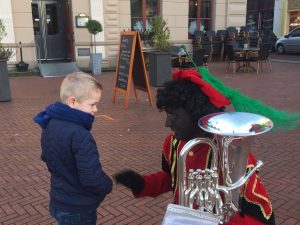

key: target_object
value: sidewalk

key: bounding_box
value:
[269,52,300,64]
[0,60,300,225]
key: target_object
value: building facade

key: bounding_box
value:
[1,0,249,71]
[274,0,300,37]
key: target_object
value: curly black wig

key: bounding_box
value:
[156,79,224,121]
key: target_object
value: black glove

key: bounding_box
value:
[113,169,145,194]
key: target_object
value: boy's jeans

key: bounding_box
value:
[50,204,97,225]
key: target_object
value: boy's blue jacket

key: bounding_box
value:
[34,102,113,212]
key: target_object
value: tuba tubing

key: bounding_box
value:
[218,160,263,192]
[176,112,273,223]
[178,137,264,209]
[178,138,218,206]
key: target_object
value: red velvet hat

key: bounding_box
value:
[172,69,230,108]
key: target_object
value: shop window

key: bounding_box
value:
[261,10,274,30]
[246,13,259,31]
[289,11,300,32]
[130,0,160,31]
[246,0,274,31]
[188,0,213,39]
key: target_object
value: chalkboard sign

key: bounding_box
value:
[113,31,153,110]
[116,35,134,90]
[132,36,147,90]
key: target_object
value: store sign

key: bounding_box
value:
[77,48,90,56]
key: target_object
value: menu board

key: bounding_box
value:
[115,35,134,90]
[113,31,153,110]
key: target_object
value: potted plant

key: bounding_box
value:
[0,19,13,101]
[86,19,103,75]
[140,30,154,48]
[243,37,250,49]
[148,16,172,86]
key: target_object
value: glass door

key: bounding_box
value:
[31,0,67,61]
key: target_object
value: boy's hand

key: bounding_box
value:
[113,169,145,194]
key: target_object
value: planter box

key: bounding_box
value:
[149,52,172,87]
[0,60,11,101]
[90,53,102,75]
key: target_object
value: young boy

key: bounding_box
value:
[34,72,112,225]
[114,69,276,225]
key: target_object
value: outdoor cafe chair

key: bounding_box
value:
[225,44,247,73]
[170,46,181,70]
[181,48,207,69]
[247,43,272,75]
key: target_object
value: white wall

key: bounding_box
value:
[273,0,283,36]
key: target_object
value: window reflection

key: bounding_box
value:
[200,19,210,32]
[246,13,258,31]
[130,0,159,31]
[31,3,40,35]
[189,0,198,18]
[131,0,142,17]
[200,0,211,18]
[132,18,144,31]
[261,10,273,30]
[146,0,158,17]
[246,0,274,30]
[289,11,300,32]
[46,3,58,35]
[188,0,212,39]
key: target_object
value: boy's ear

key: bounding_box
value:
[66,96,76,108]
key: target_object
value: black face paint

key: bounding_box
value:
[164,108,203,141]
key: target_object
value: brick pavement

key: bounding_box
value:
[0,59,300,225]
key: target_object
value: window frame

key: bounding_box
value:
[131,0,161,31]
[188,0,213,39]
[246,0,274,30]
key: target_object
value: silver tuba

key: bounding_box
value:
[178,112,273,223]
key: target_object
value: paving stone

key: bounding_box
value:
[0,58,299,224]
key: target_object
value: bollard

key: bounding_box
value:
[16,42,29,72]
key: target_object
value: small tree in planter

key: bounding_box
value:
[0,19,13,60]
[86,19,103,75]
[148,16,172,86]
[149,16,170,52]
[0,19,13,101]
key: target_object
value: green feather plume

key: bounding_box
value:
[198,67,300,131]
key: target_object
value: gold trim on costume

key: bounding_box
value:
[242,170,273,220]
[169,136,180,192]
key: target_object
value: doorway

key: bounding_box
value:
[31,0,74,62]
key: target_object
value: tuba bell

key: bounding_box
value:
[178,112,273,223]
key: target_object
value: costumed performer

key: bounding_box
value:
[114,68,300,225]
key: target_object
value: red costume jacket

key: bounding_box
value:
[135,133,275,225]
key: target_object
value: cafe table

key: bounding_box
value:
[234,47,260,72]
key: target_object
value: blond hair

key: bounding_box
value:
[60,72,103,104]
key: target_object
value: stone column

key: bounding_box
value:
[90,0,105,58]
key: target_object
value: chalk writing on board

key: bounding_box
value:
[116,35,134,90]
